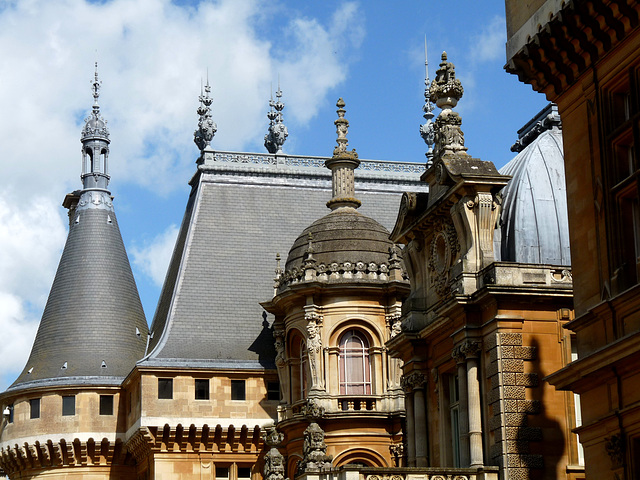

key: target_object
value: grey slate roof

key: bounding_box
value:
[285,208,394,272]
[496,112,570,266]
[9,202,149,392]
[143,151,427,369]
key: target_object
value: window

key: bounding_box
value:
[231,380,246,400]
[216,466,229,480]
[62,396,75,416]
[289,333,307,402]
[6,405,13,423]
[30,398,40,419]
[238,467,252,479]
[158,378,173,399]
[448,375,461,467]
[195,379,210,400]
[339,330,371,395]
[100,395,114,415]
[604,68,640,293]
[267,381,280,401]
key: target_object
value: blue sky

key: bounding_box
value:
[0,0,548,390]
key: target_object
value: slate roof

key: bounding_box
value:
[496,105,570,266]
[9,199,149,392]
[143,151,427,369]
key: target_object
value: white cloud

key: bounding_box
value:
[0,197,66,390]
[0,0,364,387]
[0,293,39,391]
[469,15,506,63]
[131,224,180,287]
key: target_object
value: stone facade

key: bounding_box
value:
[505,1,640,478]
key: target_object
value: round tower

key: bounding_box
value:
[0,64,149,479]
[262,99,410,478]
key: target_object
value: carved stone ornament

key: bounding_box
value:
[605,433,625,469]
[297,422,332,474]
[386,312,402,338]
[460,340,481,359]
[263,428,288,480]
[301,399,325,420]
[428,220,459,298]
[273,329,285,368]
[400,371,426,392]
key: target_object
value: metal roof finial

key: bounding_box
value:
[264,80,288,154]
[194,75,217,153]
[419,37,435,165]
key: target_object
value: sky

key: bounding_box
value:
[0,0,549,390]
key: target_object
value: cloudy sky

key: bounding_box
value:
[0,0,548,390]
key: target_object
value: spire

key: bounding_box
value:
[419,37,435,165]
[264,82,288,154]
[430,52,468,158]
[9,63,149,392]
[194,76,217,155]
[325,98,361,210]
[81,62,110,191]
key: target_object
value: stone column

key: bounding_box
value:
[413,375,428,467]
[462,341,483,467]
[452,346,470,467]
[401,375,416,466]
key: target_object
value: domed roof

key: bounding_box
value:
[285,207,394,272]
[496,105,570,266]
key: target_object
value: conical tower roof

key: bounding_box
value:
[8,66,148,392]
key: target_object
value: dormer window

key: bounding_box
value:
[339,330,371,395]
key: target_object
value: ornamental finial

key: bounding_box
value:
[419,37,435,165]
[194,75,217,153]
[429,52,468,158]
[325,98,361,210]
[81,62,110,191]
[264,81,288,154]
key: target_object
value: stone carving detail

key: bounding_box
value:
[429,52,468,159]
[300,399,325,420]
[304,309,324,391]
[460,340,481,358]
[265,87,288,154]
[400,371,426,393]
[297,422,332,473]
[605,433,625,469]
[428,220,459,297]
[386,307,402,338]
[389,443,404,467]
[194,80,217,152]
[263,428,288,480]
[275,260,405,290]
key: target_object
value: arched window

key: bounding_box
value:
[289,333,307,402]
[339,330,371,395]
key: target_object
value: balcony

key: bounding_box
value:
[297,466,499,480]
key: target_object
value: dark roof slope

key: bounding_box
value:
[10,204,148,392]
[143,152,426,369]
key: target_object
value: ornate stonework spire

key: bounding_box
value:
[265,84,288,154]
[80,62,111,192]
[325,98,361,210]
[419,37,435,165]
[194,77,217,153]
[430,52,468,158]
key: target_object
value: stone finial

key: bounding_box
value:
[263,427,288,480]
[325,98,361,210]
[265,85,288,154]
[194,78,217,153]
[419,37,435,164]
[297,422,332,474]
[429,52,468,158]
